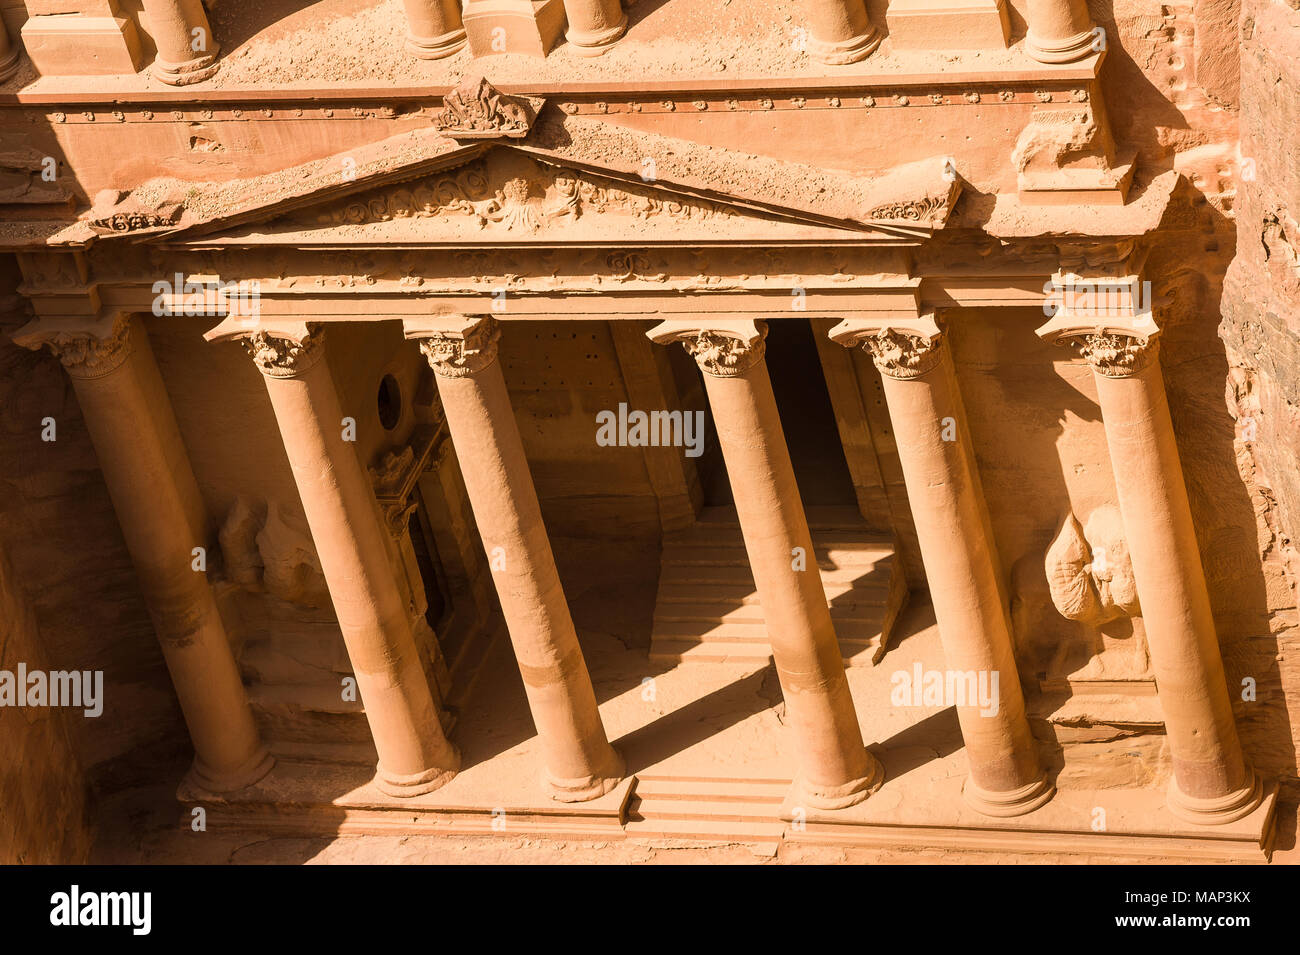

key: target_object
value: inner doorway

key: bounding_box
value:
[695,317,856,508]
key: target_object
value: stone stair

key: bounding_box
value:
[623,775,788,846]
[649,506,907,666]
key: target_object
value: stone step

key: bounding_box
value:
[661,543,893,568]
[657,576,890,602]
[627,796,782,824]
[623,775,790,844]
[633,776,789,802]
[659,562,888,587]
[647,640,775,664]
[622,818,787,842]
[650,618,884,645]
[653,600,887,626]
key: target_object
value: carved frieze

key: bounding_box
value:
[88,205,182,234]
[298,156,733,234]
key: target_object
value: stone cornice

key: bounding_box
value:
[0,54,1104,111]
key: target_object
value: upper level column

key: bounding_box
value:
[1038,297,1261,823]
[1024,0,1096,63]
[140,0,220,84]
[12,312,272,792]
[649,319,882,810]
[400,0,467,58]
[206,320,459,797]
[803,0,881,65]
[405,315,625,802]
[830,315,1053,817]
[560,0,627,56]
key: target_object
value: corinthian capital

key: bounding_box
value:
[202,318,325,377]
[9,312,135,380]
[646,319,767,378]
[828,313,944,380]
[1066,332,1160,378]
[406,315,501,378]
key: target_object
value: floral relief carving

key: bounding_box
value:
[303,159,733,233]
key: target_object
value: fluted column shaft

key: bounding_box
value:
[1057,332,1259,823]
[561,0,627,55]
[401,0,468,59]
[1024,0,1095,63]
[140,0,220,84]
[804,0,880,64]
[831,320,1053,816]
[13,313,271,792]
[650,320,881,809]
[231,324,458,797]
[407,315,624,802]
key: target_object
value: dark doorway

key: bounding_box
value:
[693,318,856,508]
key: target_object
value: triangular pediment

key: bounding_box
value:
[87,106,960,250]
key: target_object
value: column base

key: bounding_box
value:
[187,745,275,794]
[794,754,885,811]
[1024,28,1096,64]
[406,28,468,59]
[809,27,881,65]
[152,49,220,87]
[962,773,1055,817]
[546,749,626,803]
[1167,772,1263,826]
[375,756,460,798]
[564,15,627,57]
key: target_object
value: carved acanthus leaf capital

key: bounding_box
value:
[239,326,325,377]
[411,315,501,378]
[1066,332,1160,377]
[828,314,944,380]
[646,319,767,378]
[10,312,134,380]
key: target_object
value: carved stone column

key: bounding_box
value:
[0,18,23,82]
[405,315,624,802]
[648,319,882,810]
[1024,0,1095,64]
[560,0,627,56]
[401,0,467,58]
[209,321,459,797]
[140,0,220,84]
[1037,316,1261,824]
[12,313,272,792]
[804,0,881,65]
[830,315,1053,817]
